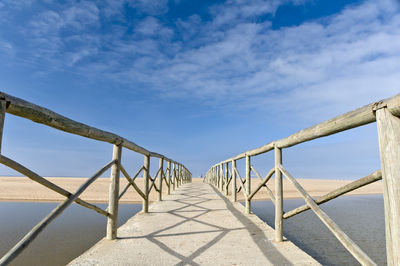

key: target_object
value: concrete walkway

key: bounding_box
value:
[69,182,319,265]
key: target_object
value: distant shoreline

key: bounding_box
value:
[0,177,382,203]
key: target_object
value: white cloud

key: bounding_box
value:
[22,1,100,66]
[2,0,399,121]
[108,0,399,122]
[128,0,169,15]
[0,40,13,54]
[30,1,99,34]
[0,0,33,10]
[63,1,100,30]
[209,0,282,26]
[135,16,173,39]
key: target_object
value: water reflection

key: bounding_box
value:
[0,202,141,266]
[249,195,386,266]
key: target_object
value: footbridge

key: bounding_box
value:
[0,92,399,265]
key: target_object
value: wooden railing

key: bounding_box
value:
[204,94,400,266]
[0,92,192,265]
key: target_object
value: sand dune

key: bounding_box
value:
[0,176,382,203]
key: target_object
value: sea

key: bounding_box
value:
[247,194,386,265]
[0,202,142,266]
[0,195,386,265]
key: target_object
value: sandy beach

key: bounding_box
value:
[0,176,382,203]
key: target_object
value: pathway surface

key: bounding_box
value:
[69,182,319,265]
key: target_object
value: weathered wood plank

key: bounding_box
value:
[248,167,275,201]
[172,163,176,190]
[224,162,229,196]
[0,155,110,216]
[143,155,150,213]
[0,159,114,266]
[0,92,183,165]
[148,167,162,193]
[275,146,283,242]
[232,160,237,202]
[376,107,400,266]
[158,158,164,201]
[214,94,400,165]
[283,170,382,219]
[167,161,171,195]
[279,165,376,266]
[119,165,146,200]
[107,144,122,240]
[245,155,251,214]
[0,99,6,153]
[233,167,247,198]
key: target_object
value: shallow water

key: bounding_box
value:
[1,196,386,265]
[0,202,141,266]
[248,195,386,265]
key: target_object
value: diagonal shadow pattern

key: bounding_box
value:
[115,182,296,266]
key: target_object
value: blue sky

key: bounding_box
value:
[0,0,399,179]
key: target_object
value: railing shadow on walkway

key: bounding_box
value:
[0,92,192,265]
[118,183,294,266]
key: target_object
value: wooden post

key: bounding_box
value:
[178,164,181,186]
[182,166,185,184]
[106,144,122,240]
[180,165,185,185]
[215,166,218,188]
[232,160,237,202]
[0,160,114,265]
[179,164,182,186]
[225,162,229,196]
[222,164,225,192]
[213,167,215,186]
[376,107,400,266]
[219,164,222,191]
[176,164,179,188]
[0,99,6,154]
[275,145,283,242]
[215,166,217,187]
[143,154,150,213]
[158,158,163,201]
[219,164,223,191]
[179,164,182,187]
[167,161,171,195]
[172,163,176,190]
[175,163,178,189]
[245,155,251,214]
[221,164,224,191]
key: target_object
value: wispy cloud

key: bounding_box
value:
[1,0,399,177]
[129,0,169,15]
[114,0,399,120]
[0,40,13,54]
[1,0,399,121]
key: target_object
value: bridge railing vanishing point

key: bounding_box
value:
[0,91,192,265]
[204,93,400,266]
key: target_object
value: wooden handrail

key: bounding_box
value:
[283,170,382,219]
[0,92,193,265]
[278,165,376,266]
[205,93,400,265]
[214,93,400,165]
[0,155,110,216]
[248,166,275,202]
[0,159,115,265]
[119,165,145,200]
[0,91,183,165]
